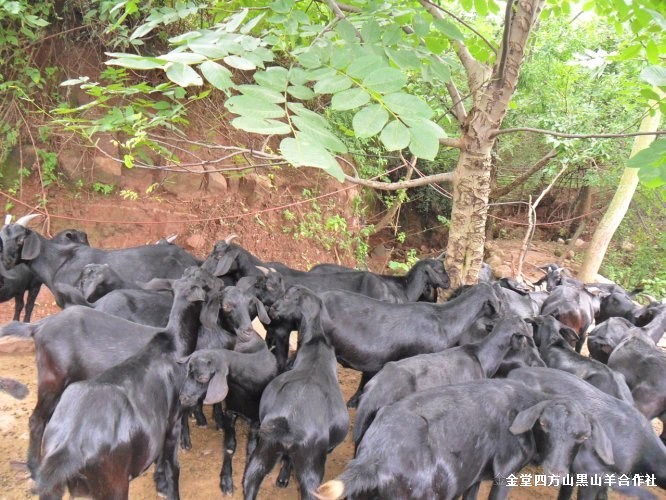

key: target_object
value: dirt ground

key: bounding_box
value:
[0,182,664,499]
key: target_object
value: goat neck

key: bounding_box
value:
[474,316,531,378]
[166,274,210,357]
[640,306,666,344]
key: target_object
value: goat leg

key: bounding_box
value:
[275,455,292,488]
[155,418,182,500]
[219,412,238,495]
[347,371,375,409]
[191,400,208,428]
[12,293,25,322]
[292,446,327,500]
[213,403,225,430]
[23,282,41,322]
[242,439,280,500]
[179,411,192,451]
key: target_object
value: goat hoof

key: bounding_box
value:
[180,438,192,451]
[220,479,234,496]
[276,475,290,488]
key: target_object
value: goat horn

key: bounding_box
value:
[436,251,446,259]
[224,233,239,244]
[165,233,178,243]
[3,214,12,227]
[256,266,269,275]
[15,213,42,227]
[643,294,658,304]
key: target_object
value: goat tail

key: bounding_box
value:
[36,447,80,496]
[314,460,382,500]
[0,321,37,338]
[258,417,304,449]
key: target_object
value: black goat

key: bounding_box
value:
[529,315,634,402]
[204,240,450,303]
[268,282,503,405]
[315,379,611,500]
[540,284,599,353]
[0,227,89,321]
[242,286,349,500]
[0,377,29,399]
[36,268,211,499]
[353,315,535,445]
[179,328,278,495]
[0,217,200,308]
[507,367,666,499]
[0,267,218,477]
[588,324,666,444]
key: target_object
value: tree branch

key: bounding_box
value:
[492,128,666,139]
[439,137,463,148]
[315,0,360,13]
[495,0,515,86]
[343,171,454,190]
[490,147,559,200]
[445,80,467,123]
[420,0,497,54]
[326,0,364,40]
[418,0,490,101]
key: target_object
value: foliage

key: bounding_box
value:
[282,188,371,266]
[600,188,666,297]
[388,248,419,273]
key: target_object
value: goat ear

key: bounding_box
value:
[509,401,549,435]
[558,327,579,345]
[203,366,229,404]
[590,416,614,465]
[200,299,221,329]
[213,255,234,276]
[176,354,191,365]
[253,297,271,325]
[21,232,42,260]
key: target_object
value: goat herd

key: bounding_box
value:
[0,214,664,500]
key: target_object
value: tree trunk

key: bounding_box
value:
[445,0,545,288]
[578,105,662,282]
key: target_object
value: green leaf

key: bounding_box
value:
[161,51,207,65]
[361,19,381,43]
[407,119,444,160]
[646,40,660,65]
[225,8,249,32]
[335,20,359,42]
[225,95,285,119]
[298,51,322,69]
[130,22,157,39]
[314,74,353,95]
[240,12,265,34]
[280,137,345,181]
[165,62,203,86]
[24,15,49,27]
[386,48,421,70]
[430,59,451,82]
[223,55,256,71]
[640,66,666,87]
[433,19,464,40]
[330,88,371,111]
[270,0,294,14]
[237,84,285,103]
[292,116,348,153]
[352,105,389,138]
[287,85,314,100]
[200,61,234,92]
[382,24,403,45]
[231,116,291,135]
[627,139,666,169]
[287,103,330,128]
[106,57,166,70]
[254,67,289,91]
[187,43,229,59]
[330,49,353,71]
[412,14,430,37]
[347,55,386,79]
[474,0,488,16]
[383,93,434,119]
[363,67,408,94]
[380,120,410,151]
[645,8,666,30]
